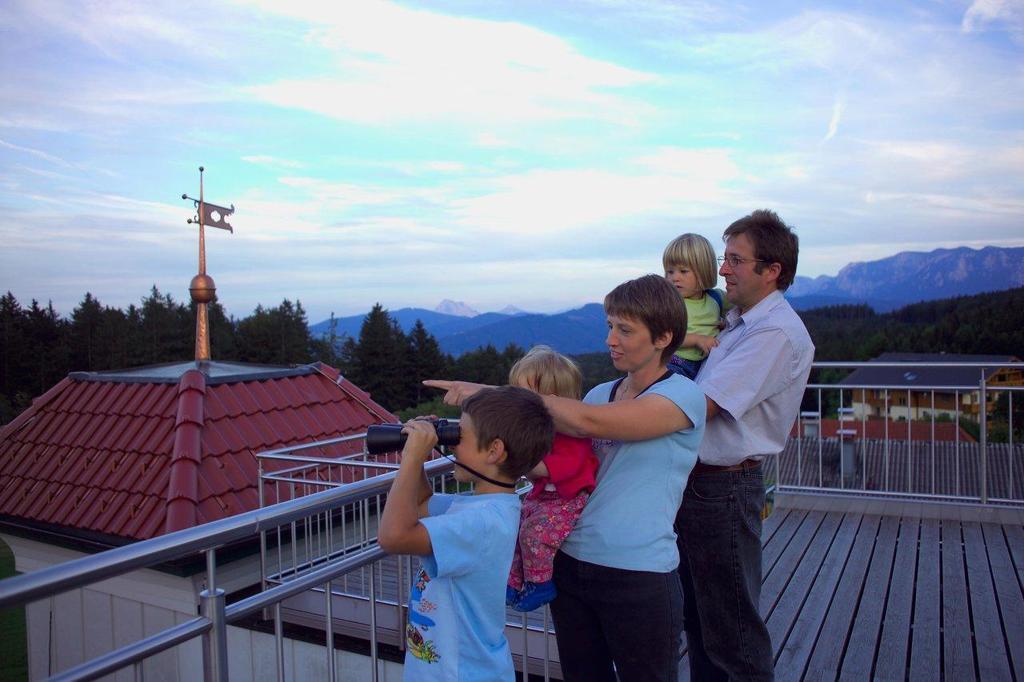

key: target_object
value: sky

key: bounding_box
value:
[1,0,1023,323]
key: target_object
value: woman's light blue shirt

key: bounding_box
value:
[560,373,706,572]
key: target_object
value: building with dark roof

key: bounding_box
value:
[839,352,1022,421]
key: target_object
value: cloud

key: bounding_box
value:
[243,0,657,126]
[863,138,1024,185]
[358,159,469,176]
[451,149,741,235]
[823,95,844,142]
[680,10,887,74]
[2,1,1023,320]
[633,147,742,178]
[475,133,513,149]
[962,0,1024,39]
[276,176,425,207]
[863,190,1024,217]
[241,155,303,169]
[424,161,466,173]
[6,0,238,60]
[0,115,73,133]
[0,138,73,168]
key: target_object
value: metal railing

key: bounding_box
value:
[255,426,558,682]
[2,360,1021,681]
[776,361,1023,506]
[0,452,456,682]
[0,429,555,682]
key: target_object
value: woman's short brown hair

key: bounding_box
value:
[603,274,687,364]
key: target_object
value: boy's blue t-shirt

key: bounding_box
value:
[404,492,521,682]
[560,373,706,572]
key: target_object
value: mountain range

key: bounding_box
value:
[312,245,1024,356]
[434,299,481,317]
[787,246,1024,311]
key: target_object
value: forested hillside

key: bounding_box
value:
[0,293,524,424]
[572,286,1024,390]
[799,286,1024,360]
[2,287,1021,425]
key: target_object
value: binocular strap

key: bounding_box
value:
[440,451,518,489]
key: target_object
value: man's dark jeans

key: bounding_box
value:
[549,551,684,682]
[675,463,774,681]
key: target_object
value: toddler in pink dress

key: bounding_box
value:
[506,346,599,612]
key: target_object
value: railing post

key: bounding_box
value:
[200,587,228,682]
[980,369,988,504]
[817,391,823,488]
[368,562,380,682]
[201,550,229,682]
[398,555,409,653]
[274,602,286,682]
[325,580,336,682]
[521,610,529,682]
[259,459,271,622]
[1010,391,1015,498]
[543,605,551,681]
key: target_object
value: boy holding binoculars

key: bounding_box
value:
[379,386,554,681]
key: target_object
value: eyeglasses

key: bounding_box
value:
[717,255,768,268]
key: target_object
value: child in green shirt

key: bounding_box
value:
[663,233,730,380]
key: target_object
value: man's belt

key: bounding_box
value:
[691,458,761,476]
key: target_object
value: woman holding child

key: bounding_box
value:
[428,274,705,682]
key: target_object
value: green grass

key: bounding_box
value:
[0,540,28,682]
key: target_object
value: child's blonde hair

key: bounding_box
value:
[509,345,583,400]
[662,233,718,291]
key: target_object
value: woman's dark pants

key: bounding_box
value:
[549,551,684,682]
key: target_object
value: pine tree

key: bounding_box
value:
[501,343,526,377]
[338,335,358,376]
[70,292,104,370]
[336,304,432,410]
[25,300,69,395]
[95,305,130,370]
[0,292,27,396]
[408,320,450,404]
[454,344,508,386]
[235,299,312,365]
[281,300,313,363]
[139,286,191,365]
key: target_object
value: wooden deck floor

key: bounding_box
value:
[679,507,1024,681]
[281,503,1024,680]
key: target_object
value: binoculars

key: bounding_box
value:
[365,419,461,455]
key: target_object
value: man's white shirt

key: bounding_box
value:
[695,290,815,466]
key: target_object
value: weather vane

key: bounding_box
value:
[181,166,235,362]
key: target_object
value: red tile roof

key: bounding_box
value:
[788,418,975,443]
[0,362,395,543]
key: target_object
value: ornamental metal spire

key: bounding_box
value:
[182,166,235,362]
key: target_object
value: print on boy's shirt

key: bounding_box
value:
[407,567,441,664]
[591,438,619,453]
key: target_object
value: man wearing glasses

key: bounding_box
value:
[675,209,814,681]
